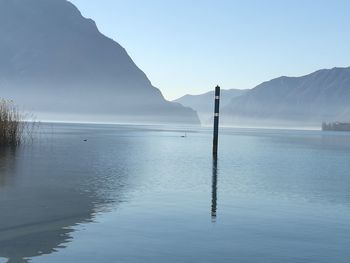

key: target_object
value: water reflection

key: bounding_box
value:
[0,129,131,263]
[1,221,76,263]
[0,147,96,262]
[0,192,98,263]
[211,157,218,222]
[1,124,350,263]
[0,147,18,188]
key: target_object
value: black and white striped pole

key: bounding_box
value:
[213,85,221,157]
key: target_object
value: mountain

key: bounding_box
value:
[174,89,247,124]
[222,67,350,127]
[0,0,199,125]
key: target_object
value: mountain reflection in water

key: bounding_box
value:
[1,124,350,263]
[0,124,134,263]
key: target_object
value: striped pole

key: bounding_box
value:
[213,85,221,156]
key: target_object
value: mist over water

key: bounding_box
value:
[1,123,349,263]
[1,1,350,262]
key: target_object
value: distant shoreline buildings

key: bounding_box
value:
[322,122,350,132]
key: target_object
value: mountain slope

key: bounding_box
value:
[0,0,199,124]
[222,67,350,126]
[174,89,247,124]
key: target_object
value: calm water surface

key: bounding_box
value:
[0,123,350,263]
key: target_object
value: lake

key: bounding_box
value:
[1,123,350,263]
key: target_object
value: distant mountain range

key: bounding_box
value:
[0,0,199,124]
[1,1,348,127]
[175,67,350,127]
[174,89,247,124]
[221,67,350,127]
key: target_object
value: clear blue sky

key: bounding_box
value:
[70,0,350,100]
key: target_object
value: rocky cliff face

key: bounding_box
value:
[0,0,199,124]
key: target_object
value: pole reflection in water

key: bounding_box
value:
[211,157,218,223]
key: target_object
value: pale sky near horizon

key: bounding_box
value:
[70,0,350,100]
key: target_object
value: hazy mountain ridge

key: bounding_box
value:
[0,0,200,124]
[174,89,247,124]
[221,67,350,126]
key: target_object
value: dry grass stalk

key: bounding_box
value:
[0,99,26,146]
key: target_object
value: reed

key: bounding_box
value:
[0,99,26,146]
